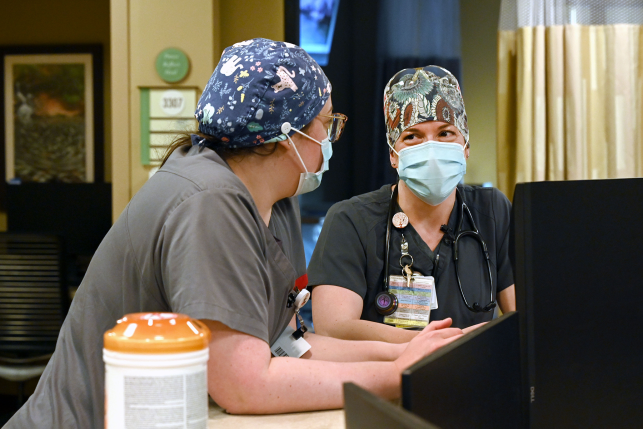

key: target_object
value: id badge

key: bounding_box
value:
[383,275,436,329]
[270,326,311,358]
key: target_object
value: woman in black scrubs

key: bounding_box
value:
[308,66,516,343]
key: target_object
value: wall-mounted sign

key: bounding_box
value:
[155,48,190,83]
[140,87,198,166]
[159,89,186,116]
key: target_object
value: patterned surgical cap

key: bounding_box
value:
[195,38,331,148]
[383,65,468,147]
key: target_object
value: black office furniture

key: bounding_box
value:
[511,178,643,428]
[7,183,112,257]
[344,382,441,429]
[402,312,522,429]
[6,182,112,291]
[0,233,66,404]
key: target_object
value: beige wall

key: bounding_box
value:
[0,0,111,231]
[110,0,285,220]
[460,0,502,185]
[220,0,285,50]
[126,0,221,207]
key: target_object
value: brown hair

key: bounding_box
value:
[160,122,313,167]
[160,132,277,167]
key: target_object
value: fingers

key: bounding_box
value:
[421,333,464,357]
[422,319,487,336]
[416,327,463,343]
[400,334,465,371]
[462,322,487,335]
[395,330,465,374]
[435,334,464,350]
[396,320,488,374]
[421,318,453,332]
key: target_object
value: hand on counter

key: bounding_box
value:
[393,318,466,374]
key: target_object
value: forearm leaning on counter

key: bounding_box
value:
[301,331,404,361]
[312,284,516,342]
[311,285,420,343]
[200,318,464,415]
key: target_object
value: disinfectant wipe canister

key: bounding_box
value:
[103,313,211,429]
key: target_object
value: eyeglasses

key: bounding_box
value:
[319,113,348,143]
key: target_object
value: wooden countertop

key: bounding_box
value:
[208,400,345,428]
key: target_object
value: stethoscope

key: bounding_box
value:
[375,184,497,316]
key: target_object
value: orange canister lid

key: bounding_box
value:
[104,313,210,354]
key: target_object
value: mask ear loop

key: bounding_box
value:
[282,122,316,173]
[282,121,323,146]
[386,133,400,156]
[286,136,309,174]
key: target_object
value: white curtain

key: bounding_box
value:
[500,0,643,28]
[497,0,643,198]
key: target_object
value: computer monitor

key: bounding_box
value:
[344,382,440,429]
[402,312,523,429]
[511,179,643,428]
[299,0,340,66]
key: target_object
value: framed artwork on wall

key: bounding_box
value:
[0,45,103,208]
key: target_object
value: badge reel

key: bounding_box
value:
[287,288,310,339]
[271,288,312,358]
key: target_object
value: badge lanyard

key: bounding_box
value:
[375,187,402,315]
[376,187,435,326]
[287,287,310,339]
[272,287,311,358]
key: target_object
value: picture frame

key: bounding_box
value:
[0,45,104,208]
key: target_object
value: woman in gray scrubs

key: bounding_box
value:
[308,66,516,343]
[5,41,470,428]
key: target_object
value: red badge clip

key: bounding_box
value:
[294,273,308,292]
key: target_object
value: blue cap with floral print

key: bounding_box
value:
[194,38,332,148]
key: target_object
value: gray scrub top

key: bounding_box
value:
[6,145,306,429]
[308,184,513,329]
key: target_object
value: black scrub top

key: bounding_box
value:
[307,184,514,328]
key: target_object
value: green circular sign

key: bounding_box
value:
[155,48,190,83]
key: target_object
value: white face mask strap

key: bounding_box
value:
[386,133,400,156]
[290,127,323,146]
[286,134,309,173]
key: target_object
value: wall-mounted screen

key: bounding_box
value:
[299,0,340,66]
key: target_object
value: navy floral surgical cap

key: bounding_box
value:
[383,65,468,147]
[194,38,331,148]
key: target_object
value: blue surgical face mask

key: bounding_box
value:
[287,131,333,196]
[394,141,467,206]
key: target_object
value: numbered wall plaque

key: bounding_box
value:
[140,87,198,166]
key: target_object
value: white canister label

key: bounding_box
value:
[104,350,208,429]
